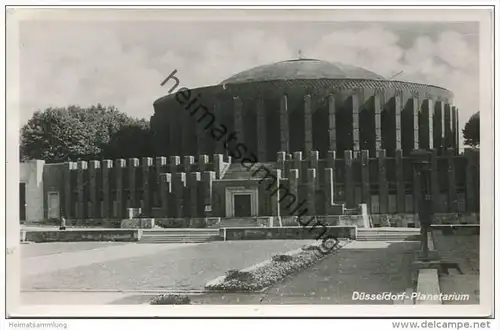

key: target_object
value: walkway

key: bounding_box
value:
[192,240,419,305]
[21,240,315,304]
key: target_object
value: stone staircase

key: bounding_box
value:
[138,229,220,244]
[221,163,278,180]
[357,228,421,241]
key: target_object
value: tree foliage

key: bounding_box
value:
[20,104,154,163]
[462,112,479,148]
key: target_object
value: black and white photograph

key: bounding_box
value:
[3,6,496,320]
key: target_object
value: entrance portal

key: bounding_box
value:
[47,191,60,219]
[225,187,258,217]
[233,194,252,217]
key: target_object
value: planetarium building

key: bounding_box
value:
[151,58,459,160]
[18,58,477,228]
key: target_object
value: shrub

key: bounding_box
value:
[150,294,191,305]
[271,254,294,262]
[225,269,254,282]
[301,244,319,251]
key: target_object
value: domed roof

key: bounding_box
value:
[221,58,385,85]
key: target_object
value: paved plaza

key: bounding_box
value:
[20,240,419,305]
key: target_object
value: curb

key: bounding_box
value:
[414,231,442,305]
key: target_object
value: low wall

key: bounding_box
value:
[371,213,479,227]
[221,226,357,241]
[431,224,480,236]
[279,215,368,228]
[121,218,155,229]
[22,229,140,243]
[155,218,208,228]
[60,218,122,228]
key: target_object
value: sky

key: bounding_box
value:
[19,19,479,143]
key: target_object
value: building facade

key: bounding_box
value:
[20,59,478,226]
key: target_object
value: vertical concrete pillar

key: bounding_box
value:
[430,149,440,213]
[306,168,317,215]
[63,162,73,218]
[395,150,405,213]
[198,154,209,173]
[155,156,167,206]
[465,150,477,213]
[101,160,112,219]
[234,96,244,140]
[451,106,458,152]
[444,104,452,149]
[455,108,460,155]
[195,113,205,155]
[169,156,180,175]
[309,150,319,181]
[213,154,224,179]
[184,155,195,174]
[181,106,191,157]
[378,150,388,214]
[326,151,336,201]
[293,151,303,169]
[326,150,336,171]
[434,101,446,154]
[374,93,382,153]
[173,172,186,218]
[128,158,139,209]
[304,94,313,152]
[202,171,216,215]
[276,151,287,176]
[412,157,421,216]
[388,93,403,155]
[344,150,354,208]
[188,172,201,218]
[270,169,282,216]
[293,151,303,180]
[360,150,370,206]
[352,94,360,156]
[403,97,419,155]
[141,157,153,216]
[169,109,179,156]
[447,148,458,212]
[420,99,434,149]
[280,94,290,152]
[159,173,172,217]
[288,169,299,214]
[328,95,337,151]
[76,161,88,219]
[114,159,126,218]
[411,98,420,151]
[256,99,267,161]
[214,102,224,154]
[325,168,334,213]
[88,160,100,219]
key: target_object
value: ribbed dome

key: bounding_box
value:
[221,58,385,85]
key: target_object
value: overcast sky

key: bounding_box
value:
[19,19,479,138]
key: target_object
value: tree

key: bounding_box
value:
[462,112,479,148]
[20,104,154,163]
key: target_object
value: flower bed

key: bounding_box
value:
[205,240,348,292]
